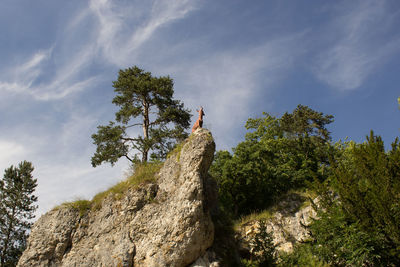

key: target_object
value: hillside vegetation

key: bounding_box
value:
[210,105,400,266]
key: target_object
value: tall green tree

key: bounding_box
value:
[246,105,334,186]
[0,161,37,267]
[91,66,191,165]
[210,105,334,217]
[309,132,400,266]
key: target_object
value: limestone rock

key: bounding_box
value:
[237,192,318,254]
[18,128,216,267]
[189,250,220,267]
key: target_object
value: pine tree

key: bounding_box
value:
[0,161,37,267]
[91,66,191,165]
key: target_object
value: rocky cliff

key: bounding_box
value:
[18,128,218,267]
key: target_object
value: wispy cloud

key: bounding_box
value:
[312,0,400,90]
[0,0,197,101]
[0,45,99,101]
[89,0,198,66]
[0,49,52,94]
[0,0,201,216]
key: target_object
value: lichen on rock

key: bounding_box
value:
[18,128,216,267]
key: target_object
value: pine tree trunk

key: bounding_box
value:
[1,207,15,266]
[142,146,148,163]
[142,100,150,162]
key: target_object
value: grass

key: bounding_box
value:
[234,210,274,231]
[54,162,163,214]
[55,199,92,217]
[92,161,162,209]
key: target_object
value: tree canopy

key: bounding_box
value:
[0,161,37,267]
[91,66,191,165]
[210,104,400,266]
[308,132,400,266]
[210,105,334,217]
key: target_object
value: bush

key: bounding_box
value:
[278,244,329,267]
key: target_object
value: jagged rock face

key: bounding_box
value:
[18,128,216,267]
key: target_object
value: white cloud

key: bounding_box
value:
[312,0,400,90]
[89,0,198,66]
[0,44,99,101]
[18,50,50,74]
[36,77,99,101]
[0,140,28,172]
[0,112,129,217]
[0,49,52,94]
[34,160,126,216]
[0,0,201,217]
[0,0,197,101]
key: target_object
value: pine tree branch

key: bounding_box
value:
[125,123,143,128]
[124,154,134,163]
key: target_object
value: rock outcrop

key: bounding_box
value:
[18,128,217,267]
[237,192,317,254]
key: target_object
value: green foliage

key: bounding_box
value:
[309,131,400,266]
[92,66,191,165]
[210,105,334,217]
[241,259,260,267]
[278,244,329,267]
[245,105,334,187]
[0,161,37,267]
[91,122,128,167]
[310,203,386,266]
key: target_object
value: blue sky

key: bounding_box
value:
[1,0,399,216]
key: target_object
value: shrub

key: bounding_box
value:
[278,244,329,267]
